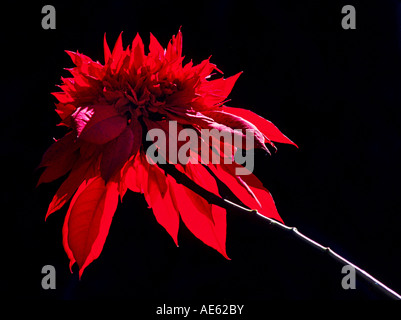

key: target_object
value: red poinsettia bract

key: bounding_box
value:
[38,30,296,277]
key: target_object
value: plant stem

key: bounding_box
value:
[225,198,401,300]
[159,163,401,300]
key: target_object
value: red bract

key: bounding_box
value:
[38,30,297,277]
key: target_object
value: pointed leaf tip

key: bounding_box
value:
[62,177,119,277]
[221,106,298,148]
[104,33,112,64]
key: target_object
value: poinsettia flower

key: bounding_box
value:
[38,30,297,277]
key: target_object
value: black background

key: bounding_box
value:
[3,0,401,305]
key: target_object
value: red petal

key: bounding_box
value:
[202,110,268,151]
[173,163,229,258]
[144,162,180,245]
[100,127,134,182]
[62,176,119,277]
[242,173,282,223]
[81,116,126,144]
[103,33,112,64]
[52,91,74,104]
[199,72,242,107]
[37,134,82,186]
[37,151,78,185]
[45,158,96,219]
[209,162,260,207]
[220,162,283,223]
[38,132,78,168]
[150,185,180,246]
[110,32,124,70]
[73,105,127,144]
[130,117,142,158]
[129,33,145,70]
[168,173,229,259]
[221,106,298,147]
[120,154,180,244]
[61,177,87,271]
[65,51,87,72]
[194,58,221,79]
[122,157,141,193]
[166,29,183,61]
[55,103,76,122]
[149,33,164,60]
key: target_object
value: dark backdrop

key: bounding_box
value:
[3,0,401,305]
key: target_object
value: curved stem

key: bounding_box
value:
[159,163,401,300]
[225,199,401,300]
